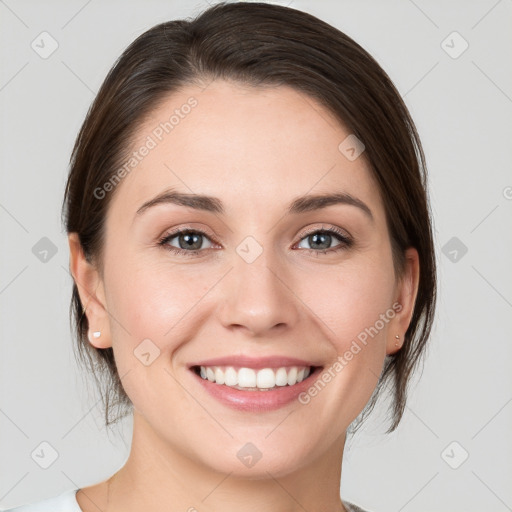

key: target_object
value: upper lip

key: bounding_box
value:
[189,355,320,370]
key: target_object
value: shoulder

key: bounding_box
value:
[342,499,374,512]
[2,489,81,512]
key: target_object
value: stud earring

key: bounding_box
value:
[395,334,400,348]
[88,330,101,342]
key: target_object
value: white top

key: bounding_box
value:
[2,489,370,512]
[2,489,82,511]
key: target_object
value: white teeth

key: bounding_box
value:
[287,367,298,385]
[275,367,289,386]
[214,367,225,385]
[238,368,256,388]
[197,365,312,390]
[206,367,215,382]
[256,368,275,389]
[224,367,238,386]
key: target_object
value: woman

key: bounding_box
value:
[7,2,436,511]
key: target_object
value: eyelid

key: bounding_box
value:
[296,224,352,241]
[159,223,219,244]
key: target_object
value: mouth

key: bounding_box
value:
[191,364,320,391]
[188,358,323,412]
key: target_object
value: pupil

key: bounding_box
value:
[180,232,201,250]
[310,233,330,250]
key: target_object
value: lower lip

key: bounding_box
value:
[190,367,322,412]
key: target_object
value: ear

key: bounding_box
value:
[68,233,111,349]
[386,247,420,355]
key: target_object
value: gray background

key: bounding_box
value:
[1,0,511,511]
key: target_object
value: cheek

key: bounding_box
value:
[294,262,396,425]
[105,256,211,348]
[305,256,396,346]
[102,245,232,402]
[101,257,213,412]
[305,257,396,396]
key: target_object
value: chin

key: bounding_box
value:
[192,434,318,480]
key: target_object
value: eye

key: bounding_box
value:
[295,226,353,255]
[158,229,215,255]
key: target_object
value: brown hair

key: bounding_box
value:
[62,1,436,433]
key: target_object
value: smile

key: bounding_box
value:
[194,365,312,390]
[188,356,323,412]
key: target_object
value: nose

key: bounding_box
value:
[217,248,300,337]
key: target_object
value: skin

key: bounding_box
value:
[69,79,419,512]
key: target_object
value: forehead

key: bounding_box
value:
[107,80,382,221]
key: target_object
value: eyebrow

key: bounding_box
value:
[135,189,373,221]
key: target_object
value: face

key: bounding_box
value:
[71,79,418,478]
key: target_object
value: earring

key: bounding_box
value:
[395,334,400,348]
[88,330,101,342]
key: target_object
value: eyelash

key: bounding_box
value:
[157,225,353,257]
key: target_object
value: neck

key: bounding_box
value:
[97,411,348,512]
